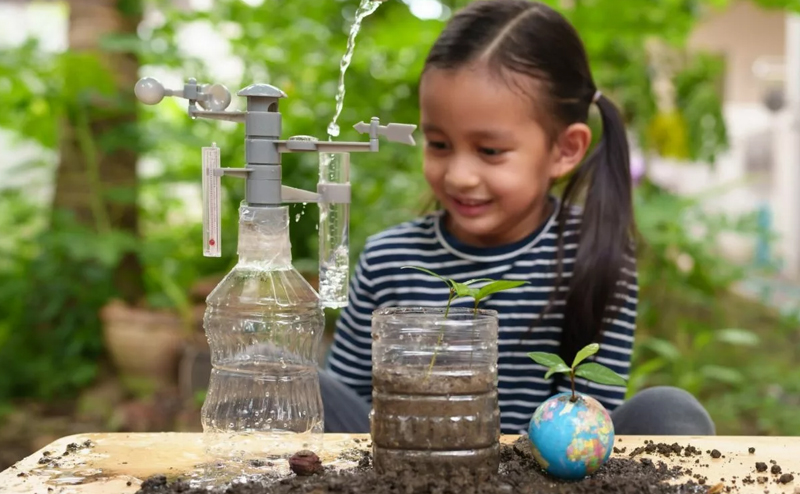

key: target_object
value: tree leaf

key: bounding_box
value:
[544,363,572,380]
[714,328,760,347]
[476,280,528,300]
[575,363,627,387]
[642,337,681,362]
[571,343,600,368]
[528,351,568,370]
[700,365,744,386]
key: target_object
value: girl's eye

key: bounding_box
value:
[479,147,504,156]
[427,140,449,150]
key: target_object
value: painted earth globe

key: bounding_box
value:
[527,392,615,480]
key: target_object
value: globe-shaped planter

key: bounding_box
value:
[527,344,627,481]
[528,392,614,480]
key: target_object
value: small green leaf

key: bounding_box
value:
[571,343,600,368]
[451,281,479,298]
[528,351,568,370]
[402,266,449,283]
[476,280,528,300]
[463,278,494,286]
[544,363,572,380]
[574,363,627,387]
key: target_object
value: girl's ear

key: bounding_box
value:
[549,123,592,180]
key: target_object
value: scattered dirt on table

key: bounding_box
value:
[36,438,94,468]
[710,450,721,459]
[135,438,710,494]
[771,464,782,475]
[756,462,768,472]
[778,473,794,484]
[628,441,703,459]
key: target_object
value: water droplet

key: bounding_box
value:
[327,123,340,137]
[295,213,301,222]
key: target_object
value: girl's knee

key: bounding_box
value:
[633,386,702,407]
[613,386,716,436]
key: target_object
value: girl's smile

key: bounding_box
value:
[449,195,493,217]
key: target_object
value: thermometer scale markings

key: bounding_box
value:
[202,143,221,257]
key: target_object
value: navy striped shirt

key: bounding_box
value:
[326,202,638,434]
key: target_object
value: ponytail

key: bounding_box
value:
[555,93,635,364]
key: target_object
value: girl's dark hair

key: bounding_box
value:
[423,0,635,364]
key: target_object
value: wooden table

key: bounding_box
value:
[0,433,798,493]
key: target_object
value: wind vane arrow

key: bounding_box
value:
[354,121,417,146]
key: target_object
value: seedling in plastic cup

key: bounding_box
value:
[402,266,528,377]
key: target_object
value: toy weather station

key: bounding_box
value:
[133,76,416,461]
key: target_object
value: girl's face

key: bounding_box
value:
[419,65,589,247]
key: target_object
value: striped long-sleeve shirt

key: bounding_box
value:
[325,204,638,434]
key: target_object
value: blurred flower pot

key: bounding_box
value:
[101,300,194,390]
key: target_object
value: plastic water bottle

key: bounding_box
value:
[201,204,325,458]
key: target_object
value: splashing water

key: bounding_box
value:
[294,202,309,223]
[326,0,384,139]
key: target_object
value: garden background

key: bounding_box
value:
[1,0,799,471]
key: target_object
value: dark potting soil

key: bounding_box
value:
[134,438,709,494]
[371,366,500,476]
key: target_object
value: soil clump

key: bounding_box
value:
[135,438,709,494]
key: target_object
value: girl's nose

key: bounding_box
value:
[444,157,481,191]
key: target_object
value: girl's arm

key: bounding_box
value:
[324,249,378,401]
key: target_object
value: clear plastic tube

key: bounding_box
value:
[318,152,350,308]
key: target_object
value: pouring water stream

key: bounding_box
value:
[327,0,385,139]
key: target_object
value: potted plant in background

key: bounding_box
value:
[100,257,201,396]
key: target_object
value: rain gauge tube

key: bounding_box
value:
[318,152,350,308]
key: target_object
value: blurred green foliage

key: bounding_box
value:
[0,0,798,435]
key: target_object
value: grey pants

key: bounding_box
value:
[318,370,716,435]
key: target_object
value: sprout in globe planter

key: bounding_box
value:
[527,344,627,481]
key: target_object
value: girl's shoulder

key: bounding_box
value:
[364,212,441,248]
[356,212,443,272]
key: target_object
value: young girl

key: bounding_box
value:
[320,0,715,436]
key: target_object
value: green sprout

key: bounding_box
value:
[402,266,528,316]
[402,266,528,377]
[528,343,627,403]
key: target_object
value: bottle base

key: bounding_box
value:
[202,429,324,460]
